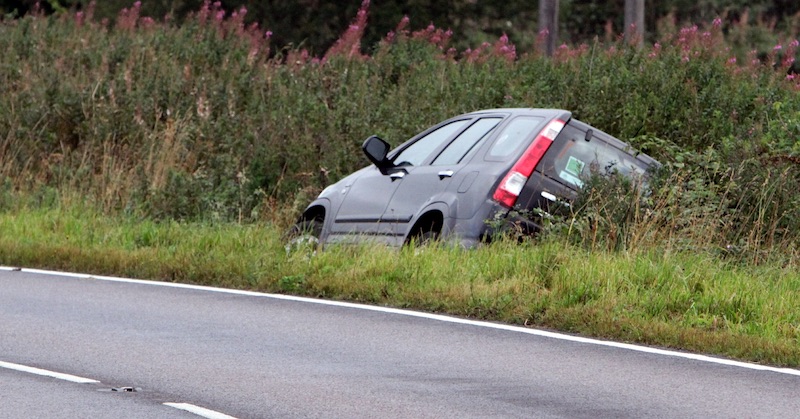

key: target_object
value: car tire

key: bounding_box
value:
[284,219,322,254]
[408,229,439,247]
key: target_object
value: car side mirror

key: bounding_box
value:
[362,135,392,173]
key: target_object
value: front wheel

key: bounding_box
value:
[284,219,322,254]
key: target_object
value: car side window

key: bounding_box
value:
[431,118,502,166]
[541,125,645,188]
[392,120,470,167]
[486,116,545,159]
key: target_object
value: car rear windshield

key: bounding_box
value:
[539,123,647,189]
[486,116,545,159]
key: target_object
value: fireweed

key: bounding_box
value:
[0,1,798,260]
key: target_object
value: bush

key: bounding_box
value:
[1,3,799,261]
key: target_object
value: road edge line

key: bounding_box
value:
[3,265,800,377]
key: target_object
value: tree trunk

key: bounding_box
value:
[624,0,645,46]
[539,0,559,56]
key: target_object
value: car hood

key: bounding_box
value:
[318,165,373,199]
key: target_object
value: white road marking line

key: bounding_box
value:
[0,359,237,418]
[164,403,238,419]
[4,266,800,377]
[0,360,99,384]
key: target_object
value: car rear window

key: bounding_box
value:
[486,116,545,159]
[540,124,647,189]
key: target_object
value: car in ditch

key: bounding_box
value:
[287,108,658,248]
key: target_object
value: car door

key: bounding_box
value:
[331,119,470,238]
[383,117,503,239]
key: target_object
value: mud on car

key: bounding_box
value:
[288,108,659,248]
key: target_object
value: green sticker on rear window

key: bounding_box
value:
[565,156,585,176]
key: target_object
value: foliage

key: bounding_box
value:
[0,2,799,260]
[3,1,800,54]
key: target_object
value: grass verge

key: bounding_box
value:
[1,202,799,367]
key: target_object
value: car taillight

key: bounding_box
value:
[493,119,565,208]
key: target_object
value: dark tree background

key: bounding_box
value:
[2,0,799,53]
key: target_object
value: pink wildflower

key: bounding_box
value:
[396,16,410,34]
[140,16,154,29]
[197,0,210,25]
[323,0,369,62]
[650,41,661,57]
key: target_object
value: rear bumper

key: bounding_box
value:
[451,200,543,247]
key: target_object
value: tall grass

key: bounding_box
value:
[1,4,798,233]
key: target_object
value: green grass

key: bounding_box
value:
[2,202,798,367]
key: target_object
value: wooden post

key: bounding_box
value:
[624,0,645,46]
[539,0,559,56]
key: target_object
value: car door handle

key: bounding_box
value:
[389,171,405,181]
[438,170,454,179]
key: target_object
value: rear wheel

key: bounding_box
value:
[406,227,439,248]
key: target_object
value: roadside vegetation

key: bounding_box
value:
[1,3,799,366]
[2,200,799,366]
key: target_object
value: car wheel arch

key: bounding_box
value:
[296,202,330,240]
[404,204,452,244]
[300,203,326,223]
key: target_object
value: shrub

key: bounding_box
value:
[0,2,798,261]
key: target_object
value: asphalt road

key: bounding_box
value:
[1,267,799,418]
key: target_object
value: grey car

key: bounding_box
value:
[289,108,658,248]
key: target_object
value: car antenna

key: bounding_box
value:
[584,129,593,142]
